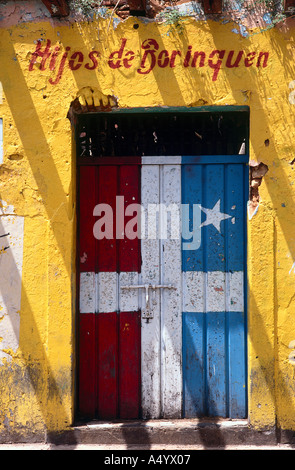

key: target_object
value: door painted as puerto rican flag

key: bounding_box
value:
[78,154,247,420]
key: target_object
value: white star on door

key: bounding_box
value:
[200,200,232,233]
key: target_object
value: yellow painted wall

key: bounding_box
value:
[0,10,295,437]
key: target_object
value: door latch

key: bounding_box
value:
[120,284,175,322]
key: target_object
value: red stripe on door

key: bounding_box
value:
[78,166,97,418]
[97,311,141,419]
[78,161,142,420]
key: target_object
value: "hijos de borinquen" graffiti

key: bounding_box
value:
[28,37,270,85]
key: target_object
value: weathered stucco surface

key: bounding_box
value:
[0,0,295,439]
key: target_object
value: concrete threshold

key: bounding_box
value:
[47,418,291,448]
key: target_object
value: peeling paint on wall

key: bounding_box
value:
[0,0,288,34]
[248,161,269,219]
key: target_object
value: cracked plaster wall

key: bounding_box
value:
[0,0,288,34]
[0,0,295,439]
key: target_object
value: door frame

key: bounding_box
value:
[73,105,250,422]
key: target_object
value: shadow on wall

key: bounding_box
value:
[0,32,76,443]
[203,18,295,432]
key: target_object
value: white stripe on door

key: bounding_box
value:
[141,160,183,419]
[183,271,244,313]
[159,163,182,419]
[79,271,140,314]
[80,271,244,315]
[141,162,161,419]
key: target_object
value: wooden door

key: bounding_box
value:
[77,154,247,420]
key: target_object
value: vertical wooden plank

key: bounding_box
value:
[182,271,204,313]
[96,164,118,419]
[205,164,226,272]
[225,164,247,418]
[119,272,140,312]
[204,164,227,416]
[225,164,245,273]
[161,163,182,418]
[117,164,141,418]
[98,272,118,313]
[207,271,226,312]
[95,165,118,419]
[118,165,141,273]
[182,312,206,417]
[207,312,226,416]
[181,163,203,271]
[141,162,161,419]
[119,311,141,419]
[97,312,118,419]
[97,165,118,272]
[78,166,97,418]
[79,272,96,314]
[182,163,205,417]
[79,166,97,273]
[227,311,247,418]
[79,314,96,418]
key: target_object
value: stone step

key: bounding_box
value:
[48,419,282,448]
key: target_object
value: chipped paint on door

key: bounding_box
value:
[78,153,247,420]
[78,162,141,420]
[141,157,182,419]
